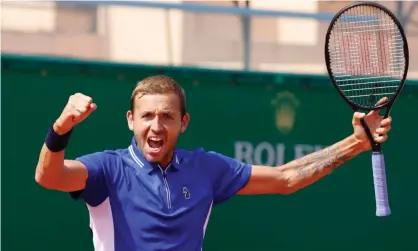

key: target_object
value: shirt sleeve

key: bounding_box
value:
[69,151,113,207]
[206,151,252,205]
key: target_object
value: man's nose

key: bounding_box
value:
[150,116,163,134]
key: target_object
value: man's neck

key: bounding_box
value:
[157,162,171,170]
[148,154,174,170]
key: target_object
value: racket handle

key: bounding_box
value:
[372,152,391,217]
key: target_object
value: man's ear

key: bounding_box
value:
[180,113,190,133]
[126,110,134,131]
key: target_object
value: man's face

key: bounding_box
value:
[127,93,189,166]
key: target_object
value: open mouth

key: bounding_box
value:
[147,137,164,152]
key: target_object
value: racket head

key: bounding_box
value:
[325,1,409,111]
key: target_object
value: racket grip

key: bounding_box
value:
[372,152,391,217]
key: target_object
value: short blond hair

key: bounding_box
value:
[131,75,187,116]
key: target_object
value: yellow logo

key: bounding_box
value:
[271,91,300,134]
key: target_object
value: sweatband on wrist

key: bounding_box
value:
[45,126,73,152]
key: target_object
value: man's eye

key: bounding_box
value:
[163,113,172,119]
[141,113,152,119]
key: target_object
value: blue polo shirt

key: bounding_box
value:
[70,138,252,251]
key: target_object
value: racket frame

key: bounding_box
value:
[324,1,409,114]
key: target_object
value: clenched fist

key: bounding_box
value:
[53,93,97,135]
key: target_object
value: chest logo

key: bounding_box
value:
[182,187,191,200]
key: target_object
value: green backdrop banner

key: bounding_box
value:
[2,54,418,251]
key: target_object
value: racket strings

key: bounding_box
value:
[327,5,406,108]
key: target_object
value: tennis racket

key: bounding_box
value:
[324,2,409,217]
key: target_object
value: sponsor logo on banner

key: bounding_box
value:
[234,90,326,166]
[271,91,300,134]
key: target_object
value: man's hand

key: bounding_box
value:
[352,97,392,151]
[54,93,97,135]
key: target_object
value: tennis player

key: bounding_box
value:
[35,75,392,251]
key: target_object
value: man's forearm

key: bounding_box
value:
[281,134,367,193]
[35,124,69,188]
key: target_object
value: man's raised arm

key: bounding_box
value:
[35,93,97,192]
[239,111,392,195]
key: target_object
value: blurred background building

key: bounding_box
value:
[2,0,417,77]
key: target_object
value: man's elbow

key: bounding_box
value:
[35,173,52,189]
[35,167,59,190]
[281,185,300,195]
[279,170,303,195]
[279,183,300,195]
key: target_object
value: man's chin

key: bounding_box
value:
[144,151,164,164]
